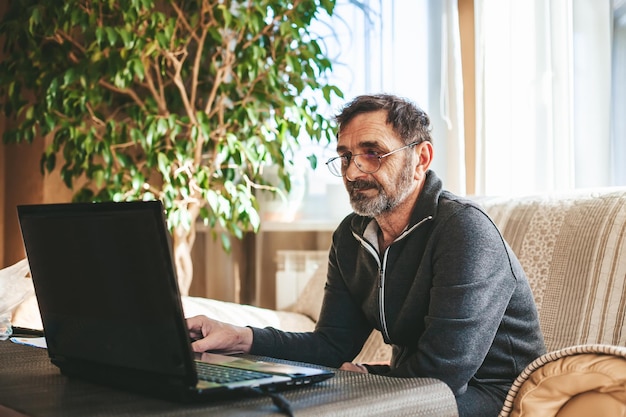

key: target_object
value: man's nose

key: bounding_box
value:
[344,157,366,181]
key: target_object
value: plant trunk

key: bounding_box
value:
[173,223,196,296]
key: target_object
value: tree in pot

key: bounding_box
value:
[0,0,342,295]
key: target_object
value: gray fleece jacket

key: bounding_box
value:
[251,170,545,401]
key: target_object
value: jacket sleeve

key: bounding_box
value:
[250,224,373,367]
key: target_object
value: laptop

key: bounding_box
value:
[17,200,333,403]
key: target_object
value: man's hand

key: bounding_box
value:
[339,362,369,373]
[186,315,253,354]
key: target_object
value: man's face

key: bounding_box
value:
[336,111,418,217]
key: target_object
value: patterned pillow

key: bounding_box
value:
[480,189,626,352]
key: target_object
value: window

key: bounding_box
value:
[299,0,624,216]
[475,0,624,195]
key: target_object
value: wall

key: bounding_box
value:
[0,111,4,268]
[1,137,74,269]
[2,138,42,267]
[458,0,476,195]
[0,0,6,268]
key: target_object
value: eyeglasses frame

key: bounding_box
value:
[325,140,421,177]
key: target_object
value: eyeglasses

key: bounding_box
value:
[325,141,420,177]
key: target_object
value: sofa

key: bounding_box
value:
[4,187,626,416]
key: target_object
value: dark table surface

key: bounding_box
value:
[0,338,458,417]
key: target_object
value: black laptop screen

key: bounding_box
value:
[18,201,195,380]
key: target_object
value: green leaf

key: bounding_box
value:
[220,232,232,253]
[105,27,118,45]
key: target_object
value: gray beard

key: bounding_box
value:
[347,163,415,217]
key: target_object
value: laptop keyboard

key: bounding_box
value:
[195,361,275,384]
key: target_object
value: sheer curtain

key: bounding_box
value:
[474,0,614,196]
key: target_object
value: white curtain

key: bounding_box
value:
[474,0,613,196]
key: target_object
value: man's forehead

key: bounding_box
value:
[339,111,388,131]
[337,112,393,144]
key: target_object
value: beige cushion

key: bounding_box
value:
[353,330,392,364]
[0,259,40,330]
[480,189,626,352]
[287,261,326,322]
[182,296,315,332]
[10,293,317,334]
[11,293,42,330]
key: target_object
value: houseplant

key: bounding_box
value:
[0,0,342,294]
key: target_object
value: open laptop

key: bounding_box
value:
[17,200,333,403]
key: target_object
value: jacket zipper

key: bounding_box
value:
[354,215,433,343]
[378,249,390,341]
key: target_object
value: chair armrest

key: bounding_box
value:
[181,296,315,332]
[499,344,626,417]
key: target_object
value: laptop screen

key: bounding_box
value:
[18,201,195,380]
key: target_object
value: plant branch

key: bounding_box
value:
[85,103,106,127]
[162,48,194,116]
[98,79,147,110]
[141,56,168,115]
[170,1,201,44]
[188,2,210,117]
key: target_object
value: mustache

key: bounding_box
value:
[347,179,380,192]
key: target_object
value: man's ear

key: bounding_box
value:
[415,141,433,175]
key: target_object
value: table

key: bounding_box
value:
[0,339,458,417]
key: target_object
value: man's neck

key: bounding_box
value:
[375,187,421,251]
[375,212,409,250]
